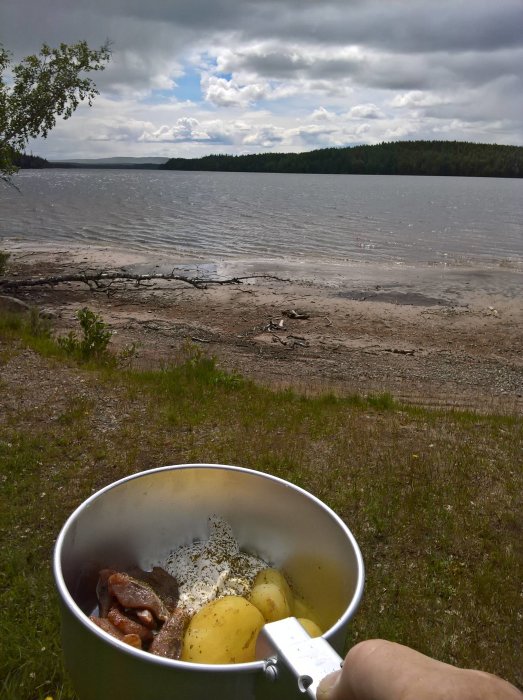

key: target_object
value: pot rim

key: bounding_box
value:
[53,463,365,674]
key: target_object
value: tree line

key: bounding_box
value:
[161,141,522,178]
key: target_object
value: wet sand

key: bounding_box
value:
[2,240,522,413]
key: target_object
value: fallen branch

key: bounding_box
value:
[0,270,291,292]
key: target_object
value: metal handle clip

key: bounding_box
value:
[256,617,343,698]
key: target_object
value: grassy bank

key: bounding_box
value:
[1,310,522,699]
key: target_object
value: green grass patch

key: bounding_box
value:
[1,314,522,698]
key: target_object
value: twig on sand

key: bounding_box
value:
[191,336,212,344]
[0,270,292,293]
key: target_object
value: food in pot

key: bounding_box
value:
[90,567,185,656]
[181,596,265,664]
[107,571,170,621]
[248,568,293,622]
[148,608,189,658]
[90,516,322,663]
[164,515,267,615]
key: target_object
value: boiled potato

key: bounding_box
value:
[297,618,323,638]
[249,568,294,621]
[255,568,294,608]
[249,582,291,622]
[293,597,317,623]
[181,596,264,664]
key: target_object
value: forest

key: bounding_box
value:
[161,141,522,178]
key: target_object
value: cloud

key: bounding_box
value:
[202,75,270,107]
[1,0,521,158]
[348,103,385,119]
[391,91,450,109]
[138,118,211,143]
[242,125,285,147]
[310,107,336,121]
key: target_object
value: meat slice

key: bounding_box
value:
[90,616,142,649]
[134,609,157,629]
[96,568,117,617]
[90,615,125,640]
[149,609,189,660]
[122,633,142,649]
[108,606,154,642]
[128,566,180,612]
[108,572,169,622]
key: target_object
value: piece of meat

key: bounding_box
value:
[90,616,142,649]
[90,615,125,640]
[108,606,154,642]
[122,633,142,649]
[128,566,180,612]
[149,609,189,660]
[96,568,117,618]
[108,572,169,622]
[134,609,157,629]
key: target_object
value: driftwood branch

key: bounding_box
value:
[0,271,290,292]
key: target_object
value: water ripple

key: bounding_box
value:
[1,170,522,265]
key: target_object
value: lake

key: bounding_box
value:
[1,170,522,267]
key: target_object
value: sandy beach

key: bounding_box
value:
[2,240,522,413]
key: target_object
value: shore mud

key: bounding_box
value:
[2,241,522,414]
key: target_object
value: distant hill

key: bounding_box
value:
[161,141,522,178]
[45,156,168,169]
[51,157,169,165]
[16,155,168,170]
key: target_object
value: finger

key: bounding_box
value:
[317,670,342,700]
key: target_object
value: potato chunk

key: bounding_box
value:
[293,597,318,624]
[297,618,323,638]
[249,567,294,622]
[181,596,264,664]
[254,568,294,609]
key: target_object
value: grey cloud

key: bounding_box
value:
[231,50,363,81]
[5,0,523,58]
[348,103,384,119]
[2,0,522,154]
[216,41,523,98]
[250,0,523,54]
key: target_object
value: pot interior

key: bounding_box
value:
[57,465,363,639]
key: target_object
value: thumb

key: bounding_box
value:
[317,669,342,700]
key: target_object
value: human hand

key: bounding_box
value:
[316,639,522,700]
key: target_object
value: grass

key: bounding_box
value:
[1,310,522,698]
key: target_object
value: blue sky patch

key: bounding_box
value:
[173,70,203,102]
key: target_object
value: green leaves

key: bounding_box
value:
[0,40,111,179]
[57,307,113,362]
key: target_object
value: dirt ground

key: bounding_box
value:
[1,244,522,414]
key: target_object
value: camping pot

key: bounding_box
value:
[54,464,364,699]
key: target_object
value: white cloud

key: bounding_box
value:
[3,0,520,158]
[391,91,450,109]
[310,107,336,121]
[242,125,285,147]
[202,75,269,107]
[138,118,211,143]
[348,103,385,119]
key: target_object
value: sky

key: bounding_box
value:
[1,0,523,160]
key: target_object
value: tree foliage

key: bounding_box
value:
[161,141,523,179]
[0,40,111,180]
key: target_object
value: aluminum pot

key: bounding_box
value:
[54,464,364,699]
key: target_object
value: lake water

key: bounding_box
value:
[1,170,522,267]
